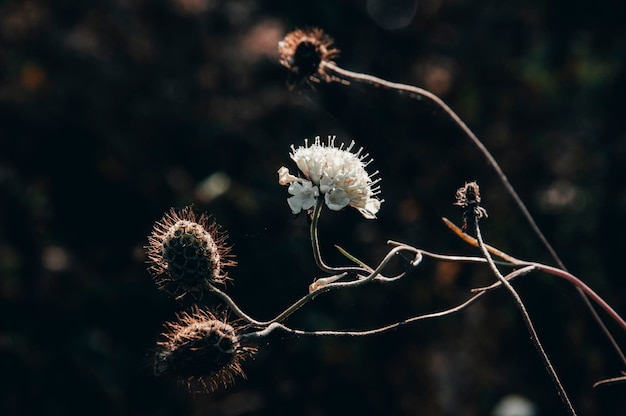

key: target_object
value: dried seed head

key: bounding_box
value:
[454,181,482,208]
[454,181,488,233]
[147,207,235,298]
[154,307,255,392]
[278,28,340,84]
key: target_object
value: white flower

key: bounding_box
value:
[287,180,319,214]
[277,135,383,218]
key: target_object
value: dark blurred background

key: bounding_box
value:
[1,0,625,415]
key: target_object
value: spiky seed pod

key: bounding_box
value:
[278,28,340,84]
[147,207,235,298]
[154,307,255,393]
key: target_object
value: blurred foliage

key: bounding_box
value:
[1,0,625,415]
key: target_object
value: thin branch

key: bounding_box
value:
[442,219,626,333]
[321,61,563,268]
[475,221,576,416]
[239,265,536,343]
[388,239,516,267]
[205,283,268,327]
[309,243,419,291]
[593,373,626,388]
[471,265,538,293]
[335,243,423,282]
[321,60,626,365]
[208,243,420,327]
[442,217,524,264]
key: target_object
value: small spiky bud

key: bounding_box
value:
[147,207,235,297]
[454,181,488,233]
[154,307,255,392]
[278,28,340,84]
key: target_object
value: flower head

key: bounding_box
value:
[154,307,255,392]
[278,136,382,219]
[147,207,235,298]
[278,28,340,84]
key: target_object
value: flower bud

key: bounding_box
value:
[147,207,235,297]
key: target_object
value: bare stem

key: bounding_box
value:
[206,281,339,327]
[532,264,626,332]
[206,283,268,327]
[441,219,626,332]
[239,265,535,342]
[321,61,626,365]
[208,243,420,327]
[322,61,562,268]
[593,373,626,388]
[309,197,365,275]
[475,222,576,416]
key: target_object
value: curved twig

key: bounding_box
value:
[320,60,626,365]
[238,265,536,343]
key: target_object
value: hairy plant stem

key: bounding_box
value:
[319,60,626,367]
[475,221,576,416]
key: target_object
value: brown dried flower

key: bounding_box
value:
[454,181,488,233]
[147,206,235,298]
[278,28,340,84]
[154,307,255,392]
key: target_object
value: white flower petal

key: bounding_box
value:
[286,181,319,214]
[319,176,333,193]
[358,199,381,219]
[287,195,304,214]
[365,198,381,214]
[278,166,298,185]
[324,188,349,211]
